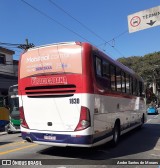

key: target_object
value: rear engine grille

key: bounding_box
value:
[25,85,76,98]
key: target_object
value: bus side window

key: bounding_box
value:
[126,74,130,94]
[130,76,133,95]
[133,78,138,96]
[122,71,126,93]
[110,65,116,91]
[139,81,144,97]
[136,80,139,96]
[116,67,122,92]
[102,61,111,89]
[96,57,102,76]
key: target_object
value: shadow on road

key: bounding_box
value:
[0,141,13,146]
[39,123,160,160]
[0,132,21,146]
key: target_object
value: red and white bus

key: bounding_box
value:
[18,42,146,147]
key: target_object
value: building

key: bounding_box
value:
[0,47,18,97]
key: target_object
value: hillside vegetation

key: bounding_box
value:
[117,51,160,86]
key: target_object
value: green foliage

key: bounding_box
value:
[117,51,160,86]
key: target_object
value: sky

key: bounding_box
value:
[0,0,160,60]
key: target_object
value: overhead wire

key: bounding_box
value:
[48,0,108,43]
[0,42,22,46]
[107,30,128,43]
[1,1,128,58]
[98,30,128,47]
[20,0,94,45]
[48,0,128,57]
[0,46,22,53]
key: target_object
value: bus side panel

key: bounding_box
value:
[93,93,146,142]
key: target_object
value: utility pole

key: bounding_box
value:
[18,39,34,50]
[25,39,29,46]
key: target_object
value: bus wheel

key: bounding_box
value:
[141,114,145,124]
[139,114,145,129]
[111,122,120,147]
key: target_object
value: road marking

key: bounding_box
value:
[146,114,159,123]
[0,143,38,155]
[153,115,159,119]
[0,141,25,148]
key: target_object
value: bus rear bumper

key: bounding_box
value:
[21,131,93,147]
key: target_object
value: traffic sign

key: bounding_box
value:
[128,6,160,33]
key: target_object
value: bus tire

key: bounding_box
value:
[138,114,145,129]
[142,114,145,124]
[111,122,120,147]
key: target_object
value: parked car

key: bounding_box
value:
[147,106,158,115]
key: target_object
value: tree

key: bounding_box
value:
[117,51,160,103]
[117,52,160,86]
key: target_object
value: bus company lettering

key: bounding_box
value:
[27,56,49,63]
[31,76,67,85]
[26,54,70,63]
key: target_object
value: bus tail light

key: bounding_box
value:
[75,106,91,131]
[19,106,29,129]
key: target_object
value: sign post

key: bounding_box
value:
[128,6,160,33]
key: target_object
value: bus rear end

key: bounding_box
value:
[19,42,94,147]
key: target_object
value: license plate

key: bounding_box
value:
[44,135,56,140]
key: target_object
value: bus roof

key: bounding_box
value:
[26,42,76,51]
[90,43,143,82]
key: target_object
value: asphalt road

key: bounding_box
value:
[0,114,160,168]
